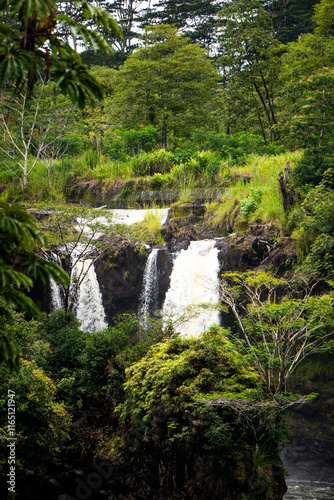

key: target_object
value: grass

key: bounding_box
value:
[207,151,303,233]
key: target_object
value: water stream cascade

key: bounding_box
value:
[50,252,64,310]
[163,240,221,337]
[49,244,108,332]
[138,248,160,326]
[71,244,108,332]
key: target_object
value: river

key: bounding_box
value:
[285,481,334,499]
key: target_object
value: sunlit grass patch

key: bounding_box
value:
[208,151,303,232]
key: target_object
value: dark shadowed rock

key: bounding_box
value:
[155,248,173,309]
[94,236,149,324]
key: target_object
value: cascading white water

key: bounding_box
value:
[49,252,64,310]
[138,248,159,326]
[163,240,220,337]
[70,244,108,332]
[50,278,64,310]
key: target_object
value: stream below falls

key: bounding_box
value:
[284,481,334,499]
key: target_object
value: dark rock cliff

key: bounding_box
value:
[94,236,149,324]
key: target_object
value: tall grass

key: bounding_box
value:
[209,151,303,232]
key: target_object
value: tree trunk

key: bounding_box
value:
[278,161,290,212]
[161,121,167,149]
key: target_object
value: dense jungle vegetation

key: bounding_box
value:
[1,0,334,498]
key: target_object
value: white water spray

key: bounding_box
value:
[138,248,160,326]
[163,240,220,337]
[49,252,64,310]
[70,244,108,332]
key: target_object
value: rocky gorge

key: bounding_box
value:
[28,202,334,497]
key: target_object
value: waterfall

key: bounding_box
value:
[49,252,64,310]
[138,248,160,326]
[50,279,64,310]
[162,240,220,337]
[49,244,108,332]
[70,244,108,332]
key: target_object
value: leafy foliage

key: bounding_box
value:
[0,0,123,108]
[220,271,334,396]
[121,330,261,426]
[0,359,70,470]
[289,169,334,277]
[0,201,68,370]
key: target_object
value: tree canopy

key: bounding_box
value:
[109,24,220,148]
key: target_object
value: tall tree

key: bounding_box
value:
[314,0,334,36]
[265,0,319,43]
[0,77,76,187]
[218,0,284,142]
[219,271,334,396]
[109,25,219,148]
[279,0,334,185]
[140,0,223,54]
[96,0,145,53]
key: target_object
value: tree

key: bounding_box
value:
[96,0,145,54]
[0,359,70,471]
[140,0,223,55]
[265,0,319,43]
[218,0,284,142]
[0,202,69,370]
[117,331,287,497]
[279,21,334,184]
[0,77,77,187]
[219,271,334,397]
[0,0,123,109]
[314,0,334,36]
[40,205,113,313]
[109,25,219,148]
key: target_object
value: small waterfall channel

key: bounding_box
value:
[70,244,108,332]
[50,251,64,310]
[50,243,108,332]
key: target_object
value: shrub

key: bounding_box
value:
[240,187,263,217]
[129,149,174,176]
[149,173,170,190]
[105,127,159,157]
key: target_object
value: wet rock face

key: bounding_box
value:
[215,233,297,274]
[94,237,149,324]
[155,247,173,309]
[162,216,216,252]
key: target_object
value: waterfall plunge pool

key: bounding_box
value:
[284,480,334,499]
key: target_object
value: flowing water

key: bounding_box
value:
[163,240,220,337]
[70,244,108,332]
[138,248,160,326]
[49,252,64,310]
[76,207,170,237]
[50,278,64,310]
[50,244,108,332]
[284,481,334,499]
